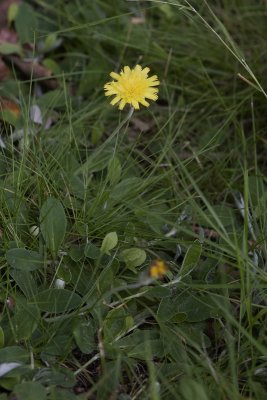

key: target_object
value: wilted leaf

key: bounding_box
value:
[0,97,20,124]
[8,56,58,89]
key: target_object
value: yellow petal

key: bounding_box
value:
[145,93,158,100]
[119,99,126,110]
[142,67,150,75]
[132,100,139,109]
[111,96,121,105]
[140,99,149,107]
[110,71,120,80]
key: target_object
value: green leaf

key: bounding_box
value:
[100,232,118,255]
[103,308,127,343]
[13,300,40,340]
[119,248,146,268]
[9,270,38,298]
[111,177,143,200]
[144,286,171,298]
[84,241,101,259]
[107,157,121,185]
[6,249,43,271]
[42,335,73,357]
[0,346,29,363]
[43,33,61,52]
[8,3,19,24]
[73,321,96,354]
[158,292,216,323]
[0,326,4,348]
[14,382,46,400]
[0,43,22,56]
[179,378,209,400]
[15,3,38,44]
[180,241,202,277]
[49,387,78,400]
[34,289,82,313]
[40,197,67,257]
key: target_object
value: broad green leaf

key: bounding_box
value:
[13,300,40,340]
[0,43,22,56]
[84,241,100,259]
[40,197,67,257]
[49,387,78,400]
[0,346,28,363]
[42,335,74,357]
[107,157,121,185]
[144,286,171,298]
[73,322,96,354]
[0,326,4,348]
[111,177,143,200]
[33,367,75,388]
[14,382,46,400]
[100,232,118,255]
[103,308,127,343]
[180,378,209,400]
[180,241,202,277]
[15,3,38,44]
[34,289,82,313]
[69,245,84,262]
[119,248,146,268]
[6,249,43,271]
[8,4,19,24]
[9,270,38,298]
[158,292,216,323]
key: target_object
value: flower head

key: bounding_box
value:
[104,65,160,110]
[149,259,168,279]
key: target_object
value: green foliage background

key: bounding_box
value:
[1,0,267,399]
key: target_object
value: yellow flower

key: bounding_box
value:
[149,259,168,279]
[104,65,160,110]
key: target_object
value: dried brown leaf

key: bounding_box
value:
[0,96,21,122]
[7,55,59,89]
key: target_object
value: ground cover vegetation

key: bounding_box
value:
[0,0,267,399]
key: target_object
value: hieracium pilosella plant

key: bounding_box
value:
[104,65,160,110]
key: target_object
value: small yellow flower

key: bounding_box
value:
[149,259,168,279]
[104,65,160,110]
